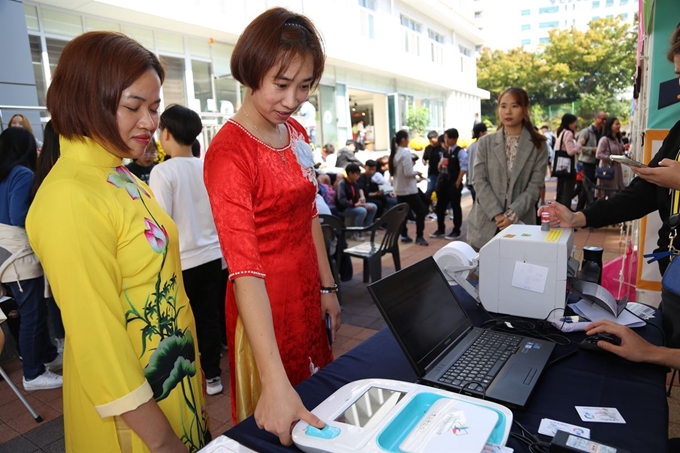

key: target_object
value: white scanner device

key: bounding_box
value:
[478,225,574,319]
[292,379,512,453]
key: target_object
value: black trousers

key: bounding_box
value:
[397,193,428,238]
[556,176,576,209]
[576,162,597,211]
[436,182,462,233]
[182,258,223,379]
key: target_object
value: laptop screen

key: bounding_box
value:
[368,257,473,376]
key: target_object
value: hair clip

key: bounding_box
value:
[284,22,305,30]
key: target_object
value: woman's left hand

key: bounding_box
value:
[321,293,341,343]
[631,159,680,190]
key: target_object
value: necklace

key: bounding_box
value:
[242,106,287,162]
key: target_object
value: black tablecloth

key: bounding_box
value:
[224,287,669,453]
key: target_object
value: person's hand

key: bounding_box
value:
[630,159,680,190]
[358,196,366,203]
[537,202,585,229]
[389,192,396,198]
[254,378,325,446]
[585,320,655,363]
[321,292,342,342]
[455,180,462,189]
[377,190,384,196]
[494,213,511,230]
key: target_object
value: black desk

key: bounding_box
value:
[225,288,668,453]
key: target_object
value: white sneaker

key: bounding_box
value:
[23,370,63,391]
[206,376,223,395]
[45,353,63,373]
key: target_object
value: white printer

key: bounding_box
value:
[478,224,574,320]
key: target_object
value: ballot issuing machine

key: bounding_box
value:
[478,225,574,319]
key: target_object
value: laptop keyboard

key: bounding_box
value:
[438,330,523,393]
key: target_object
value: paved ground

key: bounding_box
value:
[1,177,673,452]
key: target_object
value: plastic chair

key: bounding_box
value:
[318,214,346,303]
[0,327,43,422]
[343,203,409,283]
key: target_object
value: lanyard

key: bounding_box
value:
[644,148,680,265]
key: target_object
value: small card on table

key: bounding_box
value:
[538,418,591,438]
[575,406,626,424]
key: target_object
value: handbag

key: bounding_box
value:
[596,139,616,180]
[551,132,575,177]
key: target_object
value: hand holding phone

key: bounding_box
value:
[610,155,647,168]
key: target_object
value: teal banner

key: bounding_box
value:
[647,0,680,129]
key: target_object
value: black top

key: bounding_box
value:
[583,119,680,274]
[335,177,360,212]
[125,161,154,184]
[335,148,362,169]
[422,144,443,175]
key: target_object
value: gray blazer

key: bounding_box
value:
[467,127,548,250]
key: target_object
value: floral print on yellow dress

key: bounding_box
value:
[107,165,210,451]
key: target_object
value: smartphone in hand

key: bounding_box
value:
[326,313,333,346]
[610,155,647,168]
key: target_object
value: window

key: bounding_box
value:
[539,6,559,13]
[521,9,530,15]
[622,13,628,20]
[85,17,120,32]
[192,60,212,112]
[521,24,530,31]
[360,8,375,39]
[28,35,47,109]
[358,0,375,10]
[521,38,531,45]
[189,38,211,59]
[122,25,154,50]
[156,31,185,54]
[539,21,559,29]
[23,4,39,31]
[539,37,550,44]
[41,9,82,37]
[593,16,600,20]
[459,45,472,57]
[605,0,614,5]
[160,56,187,108]
[592,1,600,7]
[401,15,421,56]
[620,0,628,4]
[46,38,69,76]
[428,30,444,64]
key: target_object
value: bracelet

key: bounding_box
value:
[320,284,339,294]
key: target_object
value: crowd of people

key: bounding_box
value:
[2,6,680,453]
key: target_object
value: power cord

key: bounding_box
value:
[510,419,551,453]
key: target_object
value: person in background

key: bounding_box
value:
[595,117,625,199]
[554,113,582,208]
[575,111,607,210]
[336,163,377,239]
[358,159,390,217]
[389,130,429,246]
[149,104,224,396]
[8,113,43,152]
[422,130,443,214]
[27,31,209,451]
[335,139,362,168]
[0,128,62,391]
[314,143,335,170]
[467,122,488,203]
[431,128,466,240]
[203,8,340,445]
[28,121,65,356]
[125,138,157,184]
[467,86,548,250]
[191,138,201,158]
[621,130,630,146]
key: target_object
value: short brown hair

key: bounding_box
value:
[668,23,680,62]
[47,32,164,155]
[231,7,325,91]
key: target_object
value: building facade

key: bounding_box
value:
[477,0,637,51]
[0,0,489,151]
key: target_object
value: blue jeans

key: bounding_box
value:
[10,277,58,380]
[343,204,378,227]
[425,174,438,204]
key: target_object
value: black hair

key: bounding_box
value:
[159,104,203,146]
[0,127,37,182]
[427,130,438,140]
[445,128,459,140]
[603,117,621,141]
[472,123,487,140]
[345,139,356,147]
[389,129,410,175]
[191,139,201,158]
[365,159,377,168]
[556,113,578,138]
[438,134,445,145]
[345,163,361,174]
[30,120,59,199]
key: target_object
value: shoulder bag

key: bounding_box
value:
[595,140,615,180]
[552,132,575,177]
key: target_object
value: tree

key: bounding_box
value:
[405,106,430,135]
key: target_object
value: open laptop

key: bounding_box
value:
[368,257,555,408]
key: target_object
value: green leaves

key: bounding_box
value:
[143,332,197,401]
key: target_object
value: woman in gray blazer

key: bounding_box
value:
[467,87,549,250]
